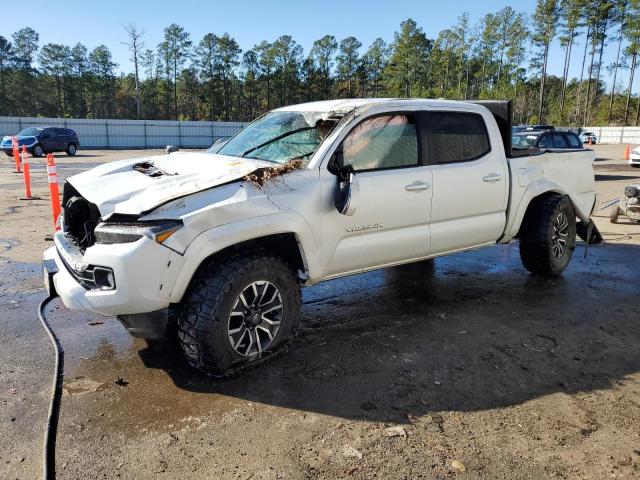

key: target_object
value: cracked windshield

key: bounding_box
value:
[217,111,334,163]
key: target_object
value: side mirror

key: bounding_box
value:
[335,168,359,216]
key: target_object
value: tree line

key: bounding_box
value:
[1,0,640,126]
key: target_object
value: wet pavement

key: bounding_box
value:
[2,147,640,479]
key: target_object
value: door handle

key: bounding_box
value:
[483,173,502,183]
[405,181,431,192]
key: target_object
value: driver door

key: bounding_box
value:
[320,112,432,278]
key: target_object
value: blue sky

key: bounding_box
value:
[2,0,624,90]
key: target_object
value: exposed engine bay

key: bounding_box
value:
[61,182,102,251]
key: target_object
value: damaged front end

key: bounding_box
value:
[61,182,102,251]
[62,181,184,251]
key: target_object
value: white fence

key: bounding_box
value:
[583,126,640,144]
[0,117,247,149]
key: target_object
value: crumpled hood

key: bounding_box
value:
[67,151,273,216]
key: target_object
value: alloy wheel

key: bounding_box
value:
[551,212,569,258]
[227,280,283,356]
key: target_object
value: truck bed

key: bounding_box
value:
[501,148,596,242]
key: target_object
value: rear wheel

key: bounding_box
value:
[32,144,43,157]
[4,151,12,157]
[519,194,576,276]
[66,143,77,156]
[177,251,300,376]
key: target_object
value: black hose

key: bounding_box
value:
[38,294,63,480]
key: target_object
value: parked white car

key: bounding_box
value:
[43,99,598,375]
[579,131,598,144]
[630,146,640,167]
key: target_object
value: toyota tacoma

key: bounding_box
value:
[43,99,599,375]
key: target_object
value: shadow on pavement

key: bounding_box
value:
[595,173,640,181]
[136,242,640,423]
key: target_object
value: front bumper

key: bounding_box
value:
[630,154,640,165]
[43,231,180,317]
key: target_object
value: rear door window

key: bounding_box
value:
[538,134,551,148]
[428,111,490,164]
[552,133,568,148]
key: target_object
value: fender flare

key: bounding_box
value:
[167,212,319,303]
[501,179,593,243]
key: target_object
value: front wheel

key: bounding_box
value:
[519,194,577,276]
[32,144,44,157]
[66,143,77,156]
[177,252,301,376]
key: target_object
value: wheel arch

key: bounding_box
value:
[501,180,594,242]
[170,227,315,304]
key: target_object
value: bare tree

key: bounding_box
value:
[122,23,145,119]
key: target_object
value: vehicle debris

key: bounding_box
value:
[342,445,363,460]
[451,460,467,472]
[114,377,129,386]
[385,426,407,437]
[63,378,103,396]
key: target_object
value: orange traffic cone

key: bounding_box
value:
[46,154,62,231]
[12,137,21,173]
[588,137,592,146]
[21,145,34,200]
[624,144,630,160]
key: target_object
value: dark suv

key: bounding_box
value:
[512,130,582,150]
[1,127,80,157]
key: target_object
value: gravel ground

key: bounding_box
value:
[1,146,639,480]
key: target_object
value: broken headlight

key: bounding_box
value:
[94,220,183,245]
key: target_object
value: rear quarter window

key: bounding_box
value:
[428,111,490,164]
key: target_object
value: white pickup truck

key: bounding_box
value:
[43,99,599,375]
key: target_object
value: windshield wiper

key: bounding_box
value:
[241,126,316,158]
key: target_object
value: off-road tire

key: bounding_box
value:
[519,194,576,276]
[32,144,44,157]
[66,143,77,156]
[610,205,620,223]
[177,251,301,376]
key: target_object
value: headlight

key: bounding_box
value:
[94,220,182,245]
